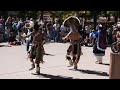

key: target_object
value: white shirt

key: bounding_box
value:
[53,23,60,31]
[26,29,31,41]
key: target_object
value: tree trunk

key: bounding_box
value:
[119,11,120,18]
[83,11,87,30]
[40,11,44,21]
[108,15,110,22]
[52,17,55,22]
[75,11,79,17]
[0,11,9,20]
[93,13,97,31]
[115,16,118,23]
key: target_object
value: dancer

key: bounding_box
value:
[93,24,107,64]
[28,22,45,75]
[63,24,82,70]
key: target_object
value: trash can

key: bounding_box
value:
[109,53,120,79]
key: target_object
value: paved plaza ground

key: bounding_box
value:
[0,42,111,79]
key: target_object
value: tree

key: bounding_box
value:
[89,11,101,30]
[40,11,44,21]
[0,11,8,20]
[17,11,38,20]
[48,11,77,21]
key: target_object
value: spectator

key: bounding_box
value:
[5,16,12,40]
[17,18,24,42]
[60,24,66,32]
[0,22,6,42]
[53,20,60,42]
[12,20,18,35]
[85,24,91,39]
[0,16,5,29]
[106,27,113,46]
[26,27,32,52]
[88,30,95,46]
[46,21,54,42]
[8,32,17,45]
[0,23,5,34]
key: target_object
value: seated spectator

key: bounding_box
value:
[8,32,22,46]
[8,32,17,45]
[8,32,21,45]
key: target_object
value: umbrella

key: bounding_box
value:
[62,16,81,27]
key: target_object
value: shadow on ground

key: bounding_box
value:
[101,63,110,66]
[69,69,109,76]
[36,73,73,79]
[44,53,55,56]
[0,45,11,47]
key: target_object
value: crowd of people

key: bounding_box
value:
[79,22,118,47]
[0,15,119,47]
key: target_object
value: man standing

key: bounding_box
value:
[0,22,6,42]
[5,16,12,41]
[46,21,54,42]
[53,20,60,42]
[0,16,5,29]
[17,18,24,42]
[85,24,90,39]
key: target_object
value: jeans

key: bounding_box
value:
[6,28,10,40]
[26,39,31,51]
[53,30,60,42]
[48,30,54,41]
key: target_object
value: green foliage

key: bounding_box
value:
[8,11,120,21]
[17,11,38,20]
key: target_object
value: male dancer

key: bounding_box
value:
[28,22,45,74]
[63,24,82,70]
